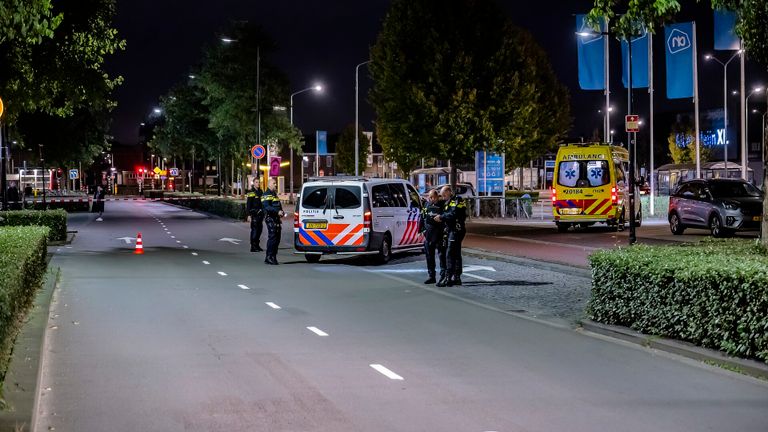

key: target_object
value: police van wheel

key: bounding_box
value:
[378,234,392,264]
[305,254,321,263]
[556,222,570,233]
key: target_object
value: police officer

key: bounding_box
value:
[246,177,264,252]
[435,185,467,287]
[261,178,285,265]
[421,189,446,284]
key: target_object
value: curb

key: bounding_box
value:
[0,267,60,432]
[462,247,592,278]
[580,319,768,380]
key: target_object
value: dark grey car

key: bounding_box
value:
[668,179,764,237]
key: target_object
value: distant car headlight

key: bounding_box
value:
[723,201,740,210]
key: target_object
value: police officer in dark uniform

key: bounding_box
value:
[435,186,467,287]
[421,189,446,284]
[261,178,285,265]
[246,177,264,252]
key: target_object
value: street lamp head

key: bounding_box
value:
[607,106,614,112]
[188,74,197,79]
[153,107,162,114]
[221,37,236,44]
[610,129,615,134]
[314,85,323,92]
[754,87,764,93]
[140,122,145,126]
[732,90,739,95]
[704,54,712,60]
[576,32,592,37]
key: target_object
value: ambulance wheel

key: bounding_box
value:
[377,234,392,264]
[305,254,321,263]
[556,222,570,233]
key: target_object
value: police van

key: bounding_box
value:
[294,177,425,263]
[552,143,641,232]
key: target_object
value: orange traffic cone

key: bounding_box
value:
[134,232,144,255]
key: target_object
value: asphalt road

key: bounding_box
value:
[36,201,768,431]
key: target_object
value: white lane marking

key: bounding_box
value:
[370,364,404,380]
[238,284,250,290]
[463,273,495,282]
[176,240,181,243]
[217,271,227,276]
[265,302,281,310]
[307,326,329,337]
[218,237,242,245]
[463,265,496,273]
[191,252,198,256]
[182,245,189,249]
[202,260,210,265]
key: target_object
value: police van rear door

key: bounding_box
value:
[298,183,365,249]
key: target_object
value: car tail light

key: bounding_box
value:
[611,186,618,204]
[363,210,372,232]
[294,211,300,229]
[551,187,557,202]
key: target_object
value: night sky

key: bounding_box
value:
[108,0,767,149]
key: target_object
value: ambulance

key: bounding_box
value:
[551,143,641,232]
[294,177,425,263]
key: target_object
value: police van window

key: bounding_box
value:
[406,184,422,208]
[558,161,580,187]
[372,184,393,207]
[388,183,408,207]
[301,186,328,209]
[334,186,362,209]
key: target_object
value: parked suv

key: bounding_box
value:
[668,179,764,237]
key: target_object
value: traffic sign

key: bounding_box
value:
[169,168,179,177]
[0,97,4,119]
[269,156,282,177]
[69,169,79,180]
[251,144,266,159]
[153,167,162,174]
[625,115,640,132]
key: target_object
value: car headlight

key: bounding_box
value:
[723,201,740,210]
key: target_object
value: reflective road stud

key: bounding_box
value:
[134,232,144,255]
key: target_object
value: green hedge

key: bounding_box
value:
[588,239,768,363]
[0,226,49,396]
[168,194,247,221]
[0,209,67,241]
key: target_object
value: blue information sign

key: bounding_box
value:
[475,151,504,194]
[316,131,328,156]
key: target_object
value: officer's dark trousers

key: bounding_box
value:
[424,232,446,278]
[445,230,465,279]
[265,216,281,260]
[250,213,264,248]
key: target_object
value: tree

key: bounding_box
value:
[150,83,216,162]
[197,22,302,163]
[334,124,369,175]
[588,0,768,245]
[0,0,62,45]
[667,129,713,164]
[370,0,570,183]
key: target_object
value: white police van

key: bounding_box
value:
[294,177,424,263]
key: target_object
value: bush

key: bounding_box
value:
[0,209,67,241]
[167,194,247,220]
[0,226,49,395]
[588,239,768,363]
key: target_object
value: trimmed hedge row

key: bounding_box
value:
[0,209,67,241]
[0,226,49,396]
[167,194,247,220]
[588,239,768,363]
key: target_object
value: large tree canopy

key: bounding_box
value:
[334,124,370,175]
[370,0,571,176]
[0,0,62,45]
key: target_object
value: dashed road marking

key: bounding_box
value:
[191,252,198,256]
[238,284,250,290]
[265,302,281,310]
[217,271,227,276]
[182,245,189,249]
[176,240,181,243]
[463,273,495,282]
[370,364,404,380]
[202,260,210,265]
[307,326,329,337]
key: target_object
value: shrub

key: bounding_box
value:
[0,209,67,241]
[588,239,768,363]
[0,226,49,395]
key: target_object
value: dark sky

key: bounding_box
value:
[108,0,767,148]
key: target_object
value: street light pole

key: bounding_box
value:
[705,51,741,178]
[355,60,372,176]
[289,85,322,201]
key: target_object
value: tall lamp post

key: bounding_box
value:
[742,87,764,179]
[290,85,322,202]
[705,51,742,177]
[355,60,372,176]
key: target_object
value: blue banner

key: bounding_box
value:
[665,22,695,99]
[621,30,649,89]
[475,151,504,194]
[714,10,740,50]
[316,130,327,155]
[576,14,606,90]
